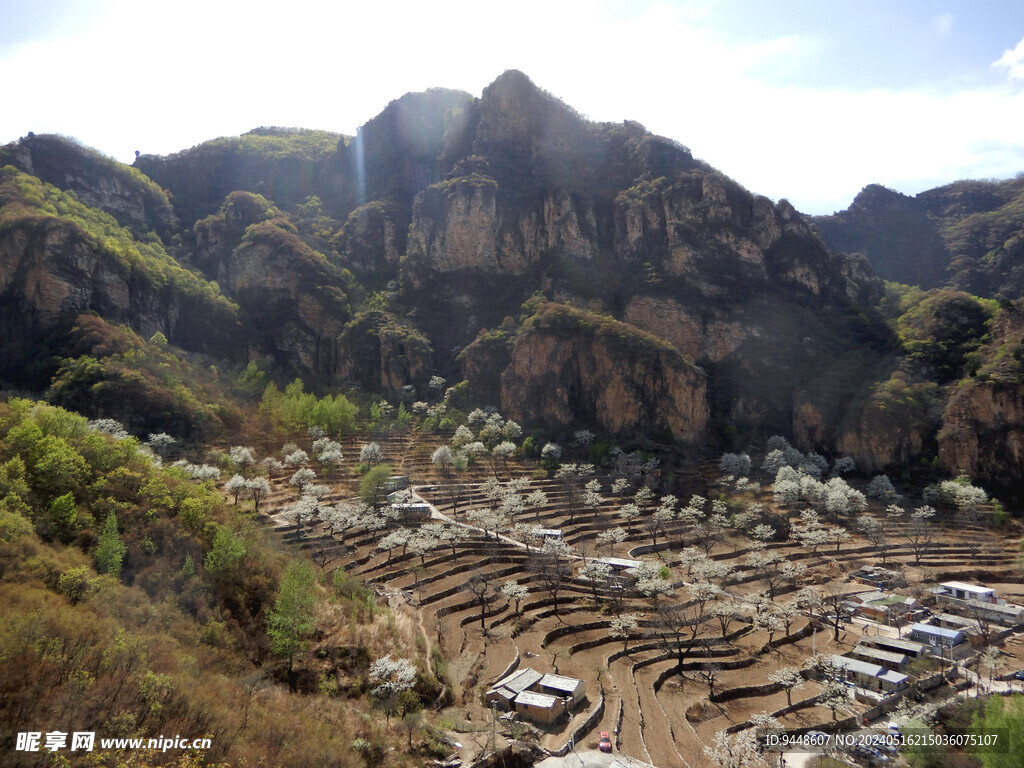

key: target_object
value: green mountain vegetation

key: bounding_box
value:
[813,177,1024,298]
[0,400,449,767]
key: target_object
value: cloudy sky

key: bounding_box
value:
[2,0,1024,214]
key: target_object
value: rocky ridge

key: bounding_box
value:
[3,71,1024,496]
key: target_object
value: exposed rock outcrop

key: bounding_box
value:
[334,200,406,274]
[836,368,937,472]
[193,192,353,384]
[464,303,707,440]
[938,381,1024,492]
[0,134,178,241]
[935,307,1024,497]
[336,311,432,396]
[0,168,237,384]
[405,178,597,279]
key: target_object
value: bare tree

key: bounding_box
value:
[532,538,572,619]
[820,579,853,642]
[310,540,345,571]
[904,506,936,565]
[697,663,723,698]
[464,574,492,631]
[655,582,714,672]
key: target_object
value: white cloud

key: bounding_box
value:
[994,36,1024,80]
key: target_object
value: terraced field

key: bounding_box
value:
[249,433,1024,768]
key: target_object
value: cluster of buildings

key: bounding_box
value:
[485,668,586,725]
[828,580,1024,699]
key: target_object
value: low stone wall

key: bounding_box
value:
[710,681,785,704]
[543,620,609,646]
[548,694,605,757]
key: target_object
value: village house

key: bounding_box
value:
[485,667,585,724]
[534,528,564,541]
[850,644,910,672]
[513,690,569,725]
[910,621,965,647]
[930,581,1024,628]
[538,673,586,707]
[860,635,927,660]
[830,654,909,695]
[485,668,543,710]
[846,591,923,625]
[851,565,908,590]
[389,501,432,521]
[934,581,996,604]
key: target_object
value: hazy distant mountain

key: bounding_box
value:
[811,177,1024,297]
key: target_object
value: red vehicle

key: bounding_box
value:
[598,732,612,753]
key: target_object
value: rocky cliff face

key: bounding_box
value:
[463,303,707,440]
[333,200,406,275]
[0,216,237,381]
[335,311,432,395]
[938,381,1024,490]
[835,368,937,472]
[193,191,352,384]
[0,134,178,241]
[0,167,237,385]
[934,308,1024,497]
[405,179,597,279]
[135,127,348,227]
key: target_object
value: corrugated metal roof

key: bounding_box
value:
[878,669,909,685]
[911,623,964,640]
[939,581,994,595]
[832,654,885,678]
[515,690,558,708]
[868,636,926,654]
[539,673,582,692]
[852,646,908,665]
[493,667,542,693]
